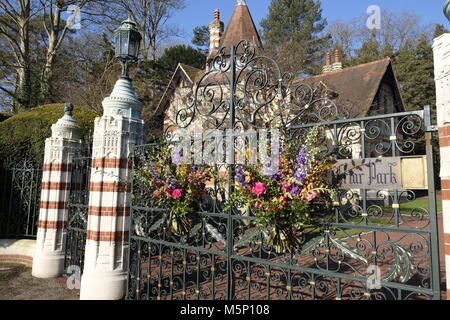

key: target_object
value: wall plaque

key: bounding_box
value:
[333,156,428,190]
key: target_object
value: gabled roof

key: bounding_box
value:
[220,1,263,52]
[154,63,203,118]
[293,58,405,118]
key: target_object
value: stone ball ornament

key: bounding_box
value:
[51,103,81,139]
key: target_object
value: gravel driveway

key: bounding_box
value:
[0,263,79,300]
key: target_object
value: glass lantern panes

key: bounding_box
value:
[114,19,141,60]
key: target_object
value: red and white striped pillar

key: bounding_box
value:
[79,78,144,300]
[32,104,82,278]
[433,33,450,299]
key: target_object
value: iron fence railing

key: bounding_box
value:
[126,39,442,300]
[0,160,42,239]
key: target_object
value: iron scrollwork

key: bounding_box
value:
[173,40,345,131]
[128,40,441,300]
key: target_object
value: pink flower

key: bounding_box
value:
[251,182,266,198]
[306,190,320,202]
[254,201,262,208]
[281,182,292,193]
[164,188,172,198]
[172,189,182,199]
[152,190,160,198]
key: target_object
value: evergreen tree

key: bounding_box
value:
[434,24,448,39]
[192,26,209,55]
[158,44,206,71]
[353,32,381,65]
[260,0,330,75]
[395,34,435,111]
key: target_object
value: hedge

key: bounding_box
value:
[0,112,12,123]
[0,104,99,167]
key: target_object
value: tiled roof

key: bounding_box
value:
[293,58,404,117]
[219,2,263,53]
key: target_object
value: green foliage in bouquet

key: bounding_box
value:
[139,144,212,237]
[230,127,337,253]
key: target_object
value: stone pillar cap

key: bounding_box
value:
[51,103,82,139]
[102,78,143,119]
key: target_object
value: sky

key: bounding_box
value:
[168,0,450,44]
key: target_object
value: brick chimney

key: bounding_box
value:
[332,49,343,71]
[322,51,332,73]
[208,9,224,58]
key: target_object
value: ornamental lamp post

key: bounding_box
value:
[79,16,145,301]
[114,17,142,79]
[445,0,450,23]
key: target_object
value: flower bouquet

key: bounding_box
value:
[232,127,336,253]
[141,144,212,237]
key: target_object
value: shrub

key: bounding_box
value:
[0,112,12,123]
[0,104,99,167]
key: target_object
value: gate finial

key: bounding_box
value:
[64,102,74,116]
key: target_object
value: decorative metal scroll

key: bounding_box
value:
[173,40,344,131]
[128,40,441,300]
[64,156,91,277]
[0,160,42,238]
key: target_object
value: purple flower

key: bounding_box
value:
[290,184,301,197]
[167,178,177,190]
[144,162,159,179]
[172,150,184,165]
[294,147,309,184]
[236,167,246,186]
[294,169,307,184]
[296,147,307,167]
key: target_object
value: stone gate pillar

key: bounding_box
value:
[433,33,450,299]
[32,103,82,278]
[79,78,144,300]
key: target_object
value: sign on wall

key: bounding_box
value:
[334,156,428,190]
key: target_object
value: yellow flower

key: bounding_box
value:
[244,149,250,161]
[176,164,189,176]
[245,175,252,183]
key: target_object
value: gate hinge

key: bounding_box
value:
[426,125,438,132]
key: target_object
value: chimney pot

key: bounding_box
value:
[331,49,343,71]
[322,52,333,73]
[334,49,341,64]
[326,51,331,66]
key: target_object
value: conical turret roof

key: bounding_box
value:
[219,0,263,51]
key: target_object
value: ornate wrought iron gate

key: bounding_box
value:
[0,160,42,239]
[64,156,91,275]
[126,41,442,300]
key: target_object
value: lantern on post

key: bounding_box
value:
[114,17,142,79]
[445,0,450,23]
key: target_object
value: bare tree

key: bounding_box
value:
[60,33,118,113]
[114,0,185,61]
[327,19,359,58]
[328,9,429,60]
[38,0,107,103]
[357,10,424,51]
[0,0,40,112]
